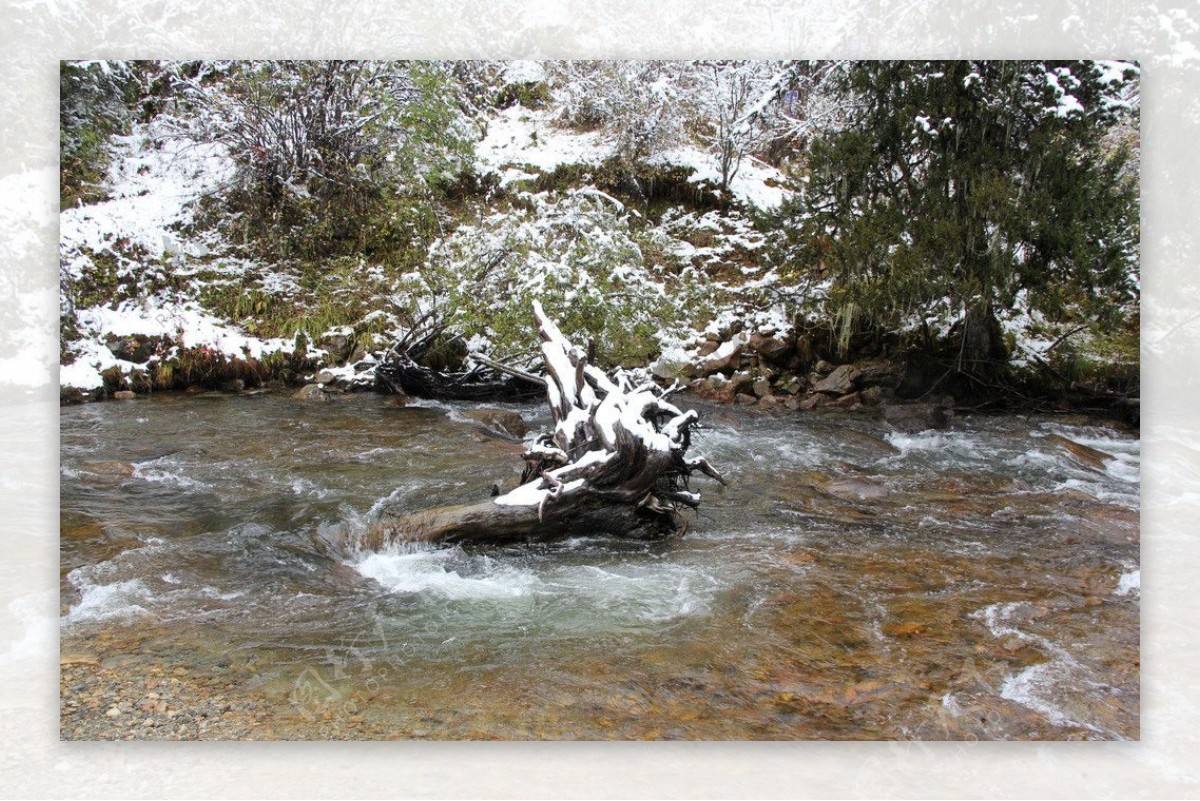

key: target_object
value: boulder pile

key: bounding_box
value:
[683,324,902,413]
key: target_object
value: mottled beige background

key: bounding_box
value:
[1,0,1196,796]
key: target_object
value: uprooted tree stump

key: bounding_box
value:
[353,301,724,550]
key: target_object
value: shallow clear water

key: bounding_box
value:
[60,392,1139,739]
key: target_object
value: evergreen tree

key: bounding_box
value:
[774,60,1139,383]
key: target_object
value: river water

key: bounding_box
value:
[60,392,1139,740]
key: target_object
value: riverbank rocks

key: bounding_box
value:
[308,358,379,393]
[701,336,745,375]
[676,325,917,419]
[296,384,332,402]
[105,335,169,364]
[883,402,950,433]
[813,364,861,395]
[830,391,862,410]
[748,329,792,363]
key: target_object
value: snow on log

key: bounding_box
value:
[349,301,724,550]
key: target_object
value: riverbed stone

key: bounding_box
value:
[729,371,754,396]
[773,375,803,396]
[296,384,331,402]
[1046,434,1114,472]
[113,390,137,400]
[689,376,734,403]
[82,460,136,478]
[757,395,781,411]
[824,477,890,501]
[799,393,827,410]
[752,378,773,399]
[105,336,163,364]
[464,409,529,439]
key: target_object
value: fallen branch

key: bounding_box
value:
[469,353,547,387]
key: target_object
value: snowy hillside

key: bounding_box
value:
[59,61,800,397]
[58,59,1139,412]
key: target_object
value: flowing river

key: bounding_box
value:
[59,391,1139,740]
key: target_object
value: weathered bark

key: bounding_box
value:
[375,316,545,402]
[349,494,680,551]
[375,353,545,402]
[347,301,723,552]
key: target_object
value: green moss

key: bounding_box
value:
[70,252,121,309]
[495,81,552,110]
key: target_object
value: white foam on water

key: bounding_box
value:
[62,577,152,625]
[352,546,540,600]
[354,446,399,461]
[543,562,721,623]
[884,430,956,453]
[290,478,329,498]
[1052,477,1139,508]
[971,601,1124,739]
[695,526,809,548]
[696,425,824,473]
[884,430,1004,467]
[131,460,209,490]
[999,660,1082,729]
[1115,568,1140,596]
[404,398,535,434]
[1105,455,1140,484]
[196,586,247,602]
[350,540,719,627]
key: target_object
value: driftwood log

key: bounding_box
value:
[353,301,724,550]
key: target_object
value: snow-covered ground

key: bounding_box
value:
[61,75,804,394]
[476,103,793,210]
[59,117,333,392]
[59,63,1128,398]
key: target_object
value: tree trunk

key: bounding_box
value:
[959,300,1007,375]
[334,302,723,554]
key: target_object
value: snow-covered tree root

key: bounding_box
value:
[362,301,724,549]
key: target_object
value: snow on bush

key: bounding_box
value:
[398,187,718,368]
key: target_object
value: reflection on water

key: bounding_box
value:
[60,392,1139,739]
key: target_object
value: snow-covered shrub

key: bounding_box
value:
[60,61,139,207]
[687,61,780,192]
[547,61,692,165]
[173,61,474,263]
[401,188,711,367]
